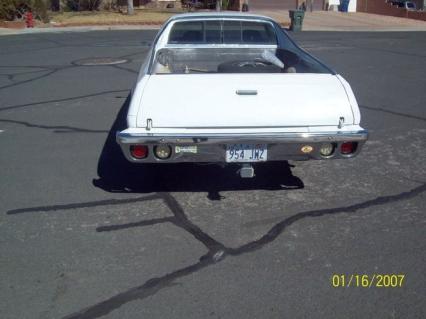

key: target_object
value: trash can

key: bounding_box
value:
[339,0,350,12]
[289,10,305,32]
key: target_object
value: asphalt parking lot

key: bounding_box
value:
[0,30,425,319]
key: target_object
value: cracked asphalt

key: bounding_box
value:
[0,30,425,319]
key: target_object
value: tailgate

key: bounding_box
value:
[136,73,354,128]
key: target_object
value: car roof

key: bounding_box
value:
[167,12,275,23]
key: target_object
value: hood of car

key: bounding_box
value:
[136,74,354,129]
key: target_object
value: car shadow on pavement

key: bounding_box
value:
[93,95,304,198]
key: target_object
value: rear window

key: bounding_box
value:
[168,20,277,45]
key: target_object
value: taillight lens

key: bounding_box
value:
[130,145,148,159]
[154,145,172,159]
[340,142,357,155]
[319,143,335,157]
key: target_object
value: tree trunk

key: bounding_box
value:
[216,0,222,11]
[128,0,134,15]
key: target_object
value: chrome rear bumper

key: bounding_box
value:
[116,130,368,163]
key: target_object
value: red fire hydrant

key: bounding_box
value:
[25,11,34,28]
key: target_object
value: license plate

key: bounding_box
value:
[226,144,267,163]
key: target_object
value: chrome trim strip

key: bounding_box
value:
[117,130,368,145]
[236,90,258,95]
[165,44,278,49]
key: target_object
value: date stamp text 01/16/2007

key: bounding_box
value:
[331,274,405,288]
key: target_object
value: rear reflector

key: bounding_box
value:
[130,145,148,159]
[341,142,357,155]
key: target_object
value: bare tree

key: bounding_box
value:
[216,0,222,11]
[128,0,134,15]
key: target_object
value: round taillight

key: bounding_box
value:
[341,142,357,155]
[130,145,148,159]
[154,145,172,159]
[319,143,335,157]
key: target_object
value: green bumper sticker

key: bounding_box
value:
[175,146,198,154]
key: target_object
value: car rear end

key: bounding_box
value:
[117,13,368,168]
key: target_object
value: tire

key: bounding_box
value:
[217,60,282,73]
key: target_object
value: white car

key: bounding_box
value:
[117,12,368,178]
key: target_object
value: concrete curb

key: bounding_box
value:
[0,24,162,36]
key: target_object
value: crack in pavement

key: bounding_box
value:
[0,118,110,133]
[6,183,426,319]
[110,64,139,75]
[6,194,160,215]
[351,44,426,59]
[0,60,134,92]
[0,68,50,81]
[0,89,129,113]
[360,105,426,122]
[62,183,425,319]
[0,118,109,133]
[0,40,152,56]
[0,68,60,91]
[0,57,136,105]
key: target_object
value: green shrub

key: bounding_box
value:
[65,0,102,11]
[65,0,80,11]
[33,0,49,22]
[222,0,229,10]
[0,0,14,20]
[0,0,49,22]
[1,0,30,21]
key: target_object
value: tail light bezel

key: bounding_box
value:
[154,144,172,160]
[130,144,149,159]
[340,142,358,156]
[319,142,337,158]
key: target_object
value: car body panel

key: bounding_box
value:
[136,73,354,128]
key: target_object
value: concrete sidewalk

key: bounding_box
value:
[1,10,426,35]
[256,10,426,31]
